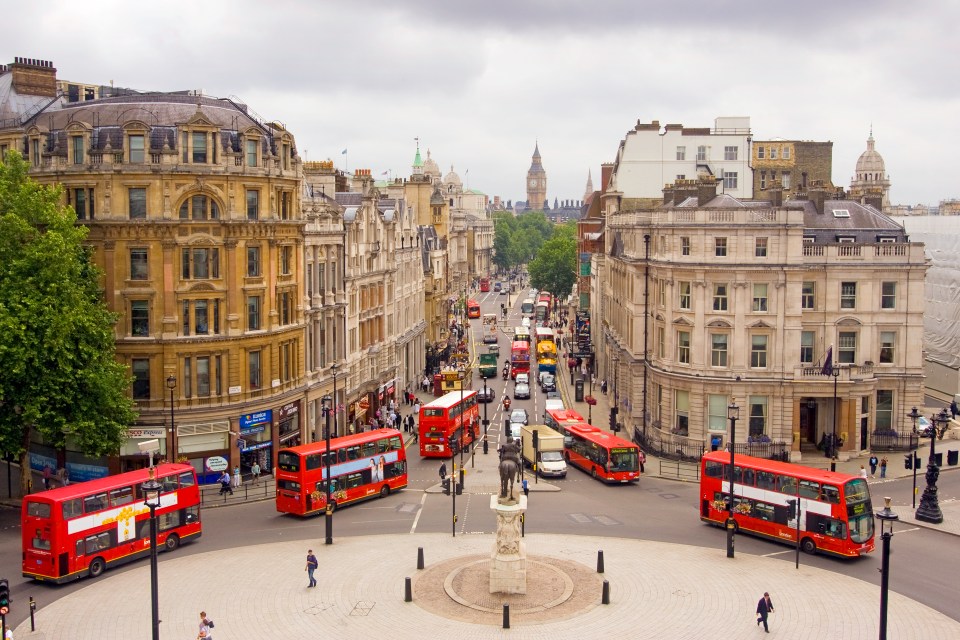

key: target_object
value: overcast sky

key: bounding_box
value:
[9,1,959,206]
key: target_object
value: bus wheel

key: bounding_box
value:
[164,533,180,552]
[380,485,390,499]
[591,467,598,479]
[801,537,817,555]
[89,557,106,578]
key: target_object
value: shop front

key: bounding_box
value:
[239,409,273,476]
[278,400,302,450]
[119,427,169,472]
[178,420,232,484]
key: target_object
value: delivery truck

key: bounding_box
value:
[520,424,567,478]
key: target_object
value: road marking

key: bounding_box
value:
[593,515,621,526]
[761,550,794,557]
[568,513,591,524]
[409,491,427,534]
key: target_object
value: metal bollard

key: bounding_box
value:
[597,550,605,573]
[503,603,510,629]
[417,547,424,570]
[404,577,412,602]
[602,579,610,604]
[30,596,37,631]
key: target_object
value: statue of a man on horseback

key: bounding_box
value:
[498,437,522,502]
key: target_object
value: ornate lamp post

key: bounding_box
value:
[482,379,489,455]
[141,468,163,640]
[915,408,949,523]
[726,402,739,559]
[876,496,899,640]
[830,366,840,472]
[324,361,340,545]
[166,375,177,461]
[907,407,921,509]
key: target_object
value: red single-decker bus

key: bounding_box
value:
[555,422,640,483]
[22,463,201,583]
[699,451,875,558]
[276,428,407,516]
[419,390,480,458]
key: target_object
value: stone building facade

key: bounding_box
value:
[751,140,834,200]
[596,179,927,460]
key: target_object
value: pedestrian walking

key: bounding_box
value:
[251,461,261,485]
[305,549,318,588]
[42,464,52,490]
[859,465,868,480]
[951,399,959,419]
[522,478,529,496]
[880,456,888,478]
[755,592,774,633]
[197,611,214,639]
[868,455,879,478]
[218,470,233,495]
[233,465,242,488]
[639,449,646,474]
[439,462,447,481]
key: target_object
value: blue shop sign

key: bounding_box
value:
[240,441,272,453]
[239,425,266,436]
[240,409,272,430]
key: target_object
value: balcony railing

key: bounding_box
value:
[869,431,919,452]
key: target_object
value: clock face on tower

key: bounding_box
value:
[529,178,536,188]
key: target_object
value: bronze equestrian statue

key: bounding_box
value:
[498,437,522,501]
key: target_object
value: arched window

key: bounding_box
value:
[179,195,221,220]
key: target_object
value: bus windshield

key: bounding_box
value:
[610,448,639,471]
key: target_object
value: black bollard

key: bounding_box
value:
[503,603,510,629]
[30,596,37,631]
[417,547,424,570]
[404,577,412,602]
[602,579,610,604]
[483,438,488,455]
[597,549,605,573]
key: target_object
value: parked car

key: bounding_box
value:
[514,382,531,399]
[477,387,496,403]
[510,409,529,425]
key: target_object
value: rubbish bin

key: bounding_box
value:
[575,379,584,402]
[934,452,942,467]
[948,450,958,466]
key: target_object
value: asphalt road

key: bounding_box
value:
[1,281,958,628]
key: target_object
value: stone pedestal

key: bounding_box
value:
[489,494,527,594]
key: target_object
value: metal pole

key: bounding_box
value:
[483,380,489,455]
[831,368,839,472]
[915,409,947,523]
[879,528,891,639]
[149,503,159,640]
[452,461,457,537]
[727,404,738,559]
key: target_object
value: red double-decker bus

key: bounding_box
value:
[276,428,407,516]
[479,277,491,292]
[559,423,641,483]
[466,299,481,318]
[419,390,480,458]
[22,463,201,583]
[510,340,530,380]
[699,451,875,558]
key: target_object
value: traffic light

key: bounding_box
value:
[441,477,451,495]
[0,577,9,609]
[904,454,912,470]
[609,407,618,431]
[786,499,798,520]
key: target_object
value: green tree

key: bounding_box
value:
[528,235,577,301]
[0,151,137,496]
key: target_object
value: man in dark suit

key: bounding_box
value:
[756,591,774,632]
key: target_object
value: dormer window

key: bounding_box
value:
[129,134,145,163]
[192,132,207,163]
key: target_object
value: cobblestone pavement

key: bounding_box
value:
[15,533,960,639]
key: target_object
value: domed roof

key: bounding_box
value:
[443,165,462,187]
[856,132,886,176]
[423,149,440,178]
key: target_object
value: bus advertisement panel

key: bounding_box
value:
[276,428,407,516]
[520,298,535,316]
[479,277,491,292]
[510,341,531,379]
[482,313,498,343]
[699,451,875,558]
[559,423,640,483]
[419,390,481,458]
[22,463,201,583]
[466,299,481,318]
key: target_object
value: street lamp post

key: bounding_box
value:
[726,403,739,559]
[876,496,899,640]
[915,408,949,524]
[141,468,163,640]
[166,375,177,461]
[907,407,921,509]
[459,371,466,489]
[482,379,489,455]
[830,366,840,472]
[325,362,340,545]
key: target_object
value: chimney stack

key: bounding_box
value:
[10,57,57,97]
[768,181,783,207]
[863,188,883,211]
[697,178,718,205]
[808,180,828,215]
[663,183,674,205]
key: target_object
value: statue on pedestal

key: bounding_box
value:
[498,437,522,502]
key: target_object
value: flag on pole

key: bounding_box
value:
[341,148,347,155]
[820,346,834,376]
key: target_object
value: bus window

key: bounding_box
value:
[32,531,51,551]
[756,471,776,490]
[799,480,821,500]
[179,472,196,487]
[305,454,322,471]
[776,475,796,494]
[704,461,723,478]
[84,531,113,554]
[158,511,182,531]
[109,487,134,507]
[276,479,301,493]
[741,468,756,486]
[344,472,364,490]
[346,446,360,461]
[277,451,301,472]
[160,475,178,493]
[62,498,83,519]
[27,501,51,518]
[844,479,869,504]
[361,442,376,458]
[822,485,840,504]
[84,493,107,514]
[388,436,402,451]
[338,449,347,463]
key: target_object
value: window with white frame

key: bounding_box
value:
[711,333,728,367]
[245,139,258,167]
[800,331,815,364]
[752,283,768,312]
[802,281,815,309]
[681,236,690,255]
[676,146,686,161]
[713,283,728,311]
[781,171,791,188]
[248,349,261,390]
[181,248,220,280]
[724,146,738,160]
[697,145,707,162]
[658,279,666,307]
[751,334,768,368]
[840,282,857,309]
[130,249,148,281]
[677,331,691,364]
[72,135,84,165]
[755,237,768,257]
[748,396,767,437]
[128,134,145,163]
[678,281,691,310]
[782,146,791,160]
[723,171,738,189]
[876,390,893,430]
[881,282,896,309]
[247,295,262,331]
[247,246,261,277]
[657,326,665,358]
[879,331,896,364]
[708,394,728,431]
[675,390,689,435]
[760,170,767,190]
[838,331,857,364]
[715,237,727,257]
[769,147,778,160]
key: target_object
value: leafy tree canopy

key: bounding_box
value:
[528,235,577,301]
[0,151,137,494]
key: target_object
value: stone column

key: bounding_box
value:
[489,495,527,594]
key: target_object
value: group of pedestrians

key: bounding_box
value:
[217,462,262,495]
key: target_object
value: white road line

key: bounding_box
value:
[409,491,427,534]
[760,550,794,557]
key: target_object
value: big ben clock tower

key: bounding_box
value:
[525,142,547,210]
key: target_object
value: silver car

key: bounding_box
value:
[514,382,530,399]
